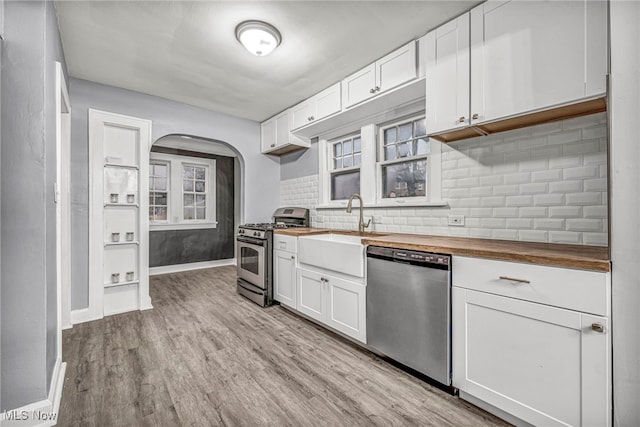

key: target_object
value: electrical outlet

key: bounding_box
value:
[372,216,383,224]
[448,215,465,226]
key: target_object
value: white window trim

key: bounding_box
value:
[318,115,444,210]
[149,160,170,224]
[319,133,363,207]
[149,152,218,231]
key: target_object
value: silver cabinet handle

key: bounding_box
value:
[458,116,466,123]
[310,116,314,121]
[374,86,380,92]
[472,113,479,120]
[270,143,275,147]
[499,276,531,284]
[320,277,328,282]
[591,323,605,333]
[291,256,295,260]
[370,88,376,94]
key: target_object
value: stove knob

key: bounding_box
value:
[254,232,259,237]
[239,229,243,234]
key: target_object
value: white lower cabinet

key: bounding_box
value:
[452,256,611,427]
[296,267,366,343]
[274,249,296,309]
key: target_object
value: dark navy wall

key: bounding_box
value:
[149,147,235,267]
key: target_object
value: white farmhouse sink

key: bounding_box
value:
[298,233,366,278]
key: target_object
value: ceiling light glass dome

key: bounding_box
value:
[235,20,282,57]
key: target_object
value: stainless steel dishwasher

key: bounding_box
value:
[366,245,451,386]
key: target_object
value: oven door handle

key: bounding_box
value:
[237,236,266,246]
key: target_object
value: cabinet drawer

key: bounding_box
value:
[452,256,609,316]
[274,234,297,253]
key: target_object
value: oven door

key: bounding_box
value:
[237,237,267,289]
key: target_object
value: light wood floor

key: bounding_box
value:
[59,266,509,426]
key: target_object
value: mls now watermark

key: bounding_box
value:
[2,409,58,422]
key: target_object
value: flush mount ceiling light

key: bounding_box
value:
[235,20,281,57]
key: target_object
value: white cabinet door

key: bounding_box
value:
[453,287,610,427]
[296,268,325,322]
[325,276,366,343]
[291,100,314,130]
[260,118,276,153]
[274,250,296,309]
[376,41,416,94]
[274,111,290,148]
[313,82,341,121]
[470,0,606,125]
[342,63,376,108]
[425,13,470,134]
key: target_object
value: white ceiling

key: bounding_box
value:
[55,1,480,122]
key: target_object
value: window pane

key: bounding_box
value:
[155,207,167,221]
[385,145,396,161]
[331,171,360,201]
[343,139,352,155]
[183,179,194,192]
[333,142,342,157]
[196,207,206,220]
[195,167,206,180]
[398,141,412,158]
[154,164,167,177]
[183,166,194,179]
[155,178,167,191]
[354,153,361,166]
[415,138,430,155]
[184,207,195,220]
[149,193,155,206]
[343,155,352,168]
[195,181,205,193]
[415,119,427,137]
[334,158,342,169]
[155,192,167,206]
[149,207,154,221]
[149,177,154,189]
[184,194,194,207]
[196,194,206,206]
[382,159,427,199]
[398,123,412,141]
[384,128,397,144]
[353,137,361,153]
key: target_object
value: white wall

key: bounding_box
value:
[610,1,640,425]
[282,113,608,246]
[69,78,280,310]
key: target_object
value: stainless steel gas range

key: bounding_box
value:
[236,207,309,307]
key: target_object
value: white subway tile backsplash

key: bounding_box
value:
[280,113,607,247]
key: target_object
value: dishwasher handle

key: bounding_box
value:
[367,246,450,269]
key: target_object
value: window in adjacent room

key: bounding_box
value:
[149,162,169,222]
[149,152,216,230]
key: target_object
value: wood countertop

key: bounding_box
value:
[275,228,610,272]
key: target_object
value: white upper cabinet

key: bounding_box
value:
[343,41,417,109]
[426,0,607,140]
[291,82,342,130]
[260,117,276,153]
[470,0,607,125]
[342,63,377,108]
[261,110,310,155]
[425,13,470,135]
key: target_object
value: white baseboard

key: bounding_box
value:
[149,258,236,276]
[70,307,101,325]
[1,359,66,426]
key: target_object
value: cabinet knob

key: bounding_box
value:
[591,323,605,333]
[472,113,479,120]
[458,116,466,123]
[370,88,376,94]
[310,116,314,121]
[307,116,311,121]
[375,86,380,92]
[291,256,295,260]
[270,143,275,147]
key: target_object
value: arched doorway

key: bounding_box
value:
[147,134,244,275]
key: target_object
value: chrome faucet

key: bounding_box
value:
[346,194,371,234]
